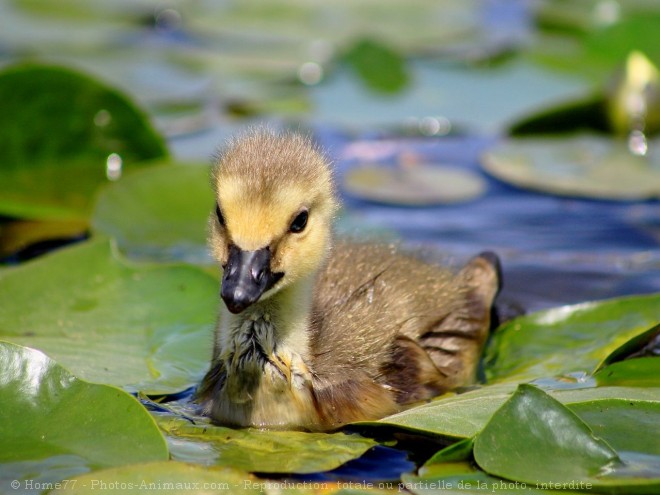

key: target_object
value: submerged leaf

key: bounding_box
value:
[0,238,217,393]
[0,64,168,221]
[0,342,168,485]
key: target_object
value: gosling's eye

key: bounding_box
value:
[215,203,225,227]
[289,210,309,233]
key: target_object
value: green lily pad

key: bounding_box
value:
[49,460,395,495]
[0,238,217,393]
[47,461,265,495]
[156,415,377,474]
[0,218,88,260]
[343,38,409,94]
[403,462,583,495]
[363,383,660,440]
[570,396,660,456]
[343,164,486,205]
[0,64,168,221]
[482,135,660,200]
[0,342,168,487]
[474,384,620,484]
[532,10,660,82]
[594,357,660,388]
[596,322,660,370]
[91,163,212,263]
[364,384,516,439]
[484,294,660,383]
[474,384,660,493]
[424,438,474,466]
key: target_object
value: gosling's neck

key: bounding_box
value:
[215,273,316,365]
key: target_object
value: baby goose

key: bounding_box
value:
[197,130,501,431]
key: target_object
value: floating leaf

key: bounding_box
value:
[0,64,168,221]
[344,164,486,205]
[594,357,660,388]
[482,135,660,200]
[474,384,660,492]
[311,57,589,132]
[48,461,266,495]
[49,460,395,495]
[0,238,217,393]
[0,342,168,486]
[343,38,409,94]
[156,415,377,474]
[363,384,516,439]
[533,11,660,82]
[403,461,582,495]
[484,294,660,383]
[570,396,660,456]
[596,322,660,370]
[474,384,619,484]
[363,383,660,440]
[424,438,474,466]
[0,218,88,261]
[91,163,212,263]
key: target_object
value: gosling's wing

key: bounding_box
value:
[411,252,501,393]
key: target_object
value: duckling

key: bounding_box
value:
[197,129,501,431]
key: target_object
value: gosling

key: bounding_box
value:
[197,129,501,431]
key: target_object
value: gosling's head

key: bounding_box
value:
[209,129,338,314]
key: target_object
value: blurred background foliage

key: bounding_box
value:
[1,1,660,493]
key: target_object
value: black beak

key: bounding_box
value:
[221,245,283,314]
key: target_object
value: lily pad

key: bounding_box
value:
[596,322,660,369]
[570,396,660,456]
[594,357,660,387]
[0,64,168,221]
[482,135,660,200]
[474,384,620,484]
[484,293,660,383]
[0,342,168,487]
[0,238,217,393]
[156,415,377,474]
[49,460,394,495]
[474,384,660,492]
[424,438,474,465]
[91,163,212,263]
[363,383,660,440]
[47,461,264,495]
[403,462,583,495]
[344,164,486,205]
[0,218,88,261]
[343,38,409,94]
[363,384,516,439]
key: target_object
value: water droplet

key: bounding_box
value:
[628,129,648,156]
[298,62,323,85]
[106,153,123,181]
[94,109,111,127]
